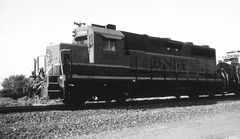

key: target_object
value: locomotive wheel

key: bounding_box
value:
[63,97,85,106]
[222,92,227,96]
[72,99,85,106]
[62,85,85,106]
[175,95,181,99]
[189,94,198,99]
[116,97,126,104]
[105,99,112,104]
[63,98,71,105]
[235,92,240,96]
[63,93,71,105]
[209,94,215,98]
[234,93,239,96]
[116,92,128,104]
[234,89,240,96]
[70,90,85,106]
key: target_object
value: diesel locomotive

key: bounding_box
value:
[32,23,240,104]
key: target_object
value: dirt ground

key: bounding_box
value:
[81,110,240,139]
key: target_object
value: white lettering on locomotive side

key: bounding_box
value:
[222,53,240,60]
[76,30,88,36]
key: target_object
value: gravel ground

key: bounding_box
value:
[1,97,240,139]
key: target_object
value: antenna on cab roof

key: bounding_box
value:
[74,22,86,27]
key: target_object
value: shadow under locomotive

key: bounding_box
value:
[1,94,240,114]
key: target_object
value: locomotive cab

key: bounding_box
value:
[45,24,127,100]
[72,24,127,66]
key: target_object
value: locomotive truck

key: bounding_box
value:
[31,23,240,105]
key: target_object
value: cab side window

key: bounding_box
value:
[102,39,116,51]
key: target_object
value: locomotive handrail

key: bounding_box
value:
[220,68,229,87]
[59,50,67,75]
[236,66,240,85]
[135,56,138,81]
[60,49,72,76]
[150,58,153,80]
[205,71,208,81]
[59,49,72,104]
[214,72,217,82]
[197,71,199,81]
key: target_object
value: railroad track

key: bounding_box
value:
[0,94,240,114]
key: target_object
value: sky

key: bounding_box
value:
[0,0,240,87]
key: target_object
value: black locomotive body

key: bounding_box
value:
[42,24,239,104]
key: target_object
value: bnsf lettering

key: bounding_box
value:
[152,56,186,71]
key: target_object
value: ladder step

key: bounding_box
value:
[48,83,61,90]
[49,82,58,85]
[48,76,59,82]
[48,90,61,92]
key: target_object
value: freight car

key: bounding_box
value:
[32,23,240,104]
